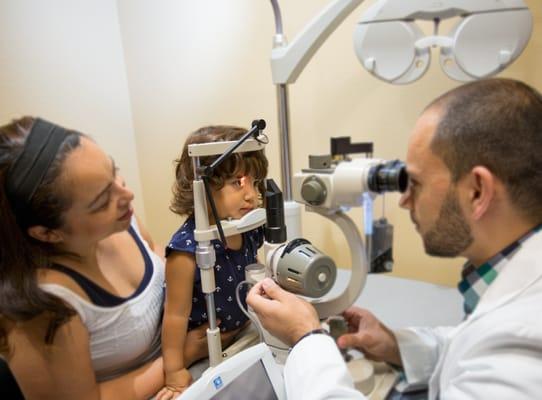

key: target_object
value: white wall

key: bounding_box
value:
[117,0,278,246]
[0,0,145,217]
[2,1,540,287]
[118,0,542,286]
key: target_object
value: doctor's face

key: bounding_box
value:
[399,107,473,257]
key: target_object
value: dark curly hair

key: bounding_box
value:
[0,117,83,354]
[171,125,268,216]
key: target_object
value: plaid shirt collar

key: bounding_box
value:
[458,224,542,316]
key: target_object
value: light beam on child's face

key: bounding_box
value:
[239,175,260,190]
[240,176,248,188]
[211,174,259,220]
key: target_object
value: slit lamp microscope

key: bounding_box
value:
[184,0,533,398]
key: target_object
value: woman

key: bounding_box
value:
[0,117,237,399]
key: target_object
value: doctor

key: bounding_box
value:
[247,78,542,399]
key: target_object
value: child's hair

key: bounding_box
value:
[171,125,268,216]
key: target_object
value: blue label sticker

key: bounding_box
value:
[213,376,223,390]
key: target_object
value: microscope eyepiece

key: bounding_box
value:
[368,159,408,193]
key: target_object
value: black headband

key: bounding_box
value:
[6,118,70,210]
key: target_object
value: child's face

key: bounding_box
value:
[212,174,261,220]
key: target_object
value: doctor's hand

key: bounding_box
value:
[337,306,403,367]
[247,278,321,346]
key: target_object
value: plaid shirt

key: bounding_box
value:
[458,224,542,316]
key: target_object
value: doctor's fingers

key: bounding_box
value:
[342,306,376,329]
[337,332,389,363]
[247,280,272,310]
[337,331,373,351]
[247,279,270,302]
[247,278,291,309]
[258,278,292,301]
[339,328,402,365]
[247,290,283,320]
[247,278,318,319]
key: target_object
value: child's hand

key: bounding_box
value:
[156,368,193,400]
[220,320,250,348]
[184,323,210,366]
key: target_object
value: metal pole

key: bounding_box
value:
[276,83,293,201]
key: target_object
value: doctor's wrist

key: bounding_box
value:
[292,328,330,349]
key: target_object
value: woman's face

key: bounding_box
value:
[56,137,134,245]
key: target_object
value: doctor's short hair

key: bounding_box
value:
[170,125,268,216]
[429,78,542,222]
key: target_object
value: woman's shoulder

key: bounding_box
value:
[37,268,90,302]
[0,305,84,360]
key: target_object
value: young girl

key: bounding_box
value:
[158,125,268,398]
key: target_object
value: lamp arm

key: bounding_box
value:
[271,0,365,84]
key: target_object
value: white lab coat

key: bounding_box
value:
[284,334,365,399]
[284,231,542,399]
[397,231,542,399]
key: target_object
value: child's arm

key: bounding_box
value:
[159,252,197,398]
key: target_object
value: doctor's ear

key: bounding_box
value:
[27,225,64,244]
[465,166,496,221]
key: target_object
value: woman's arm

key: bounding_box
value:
[6,312,100,400]
[6,311,166,400]
[158,252,197,398]
[6,315,105,400]
[99,356,163,399]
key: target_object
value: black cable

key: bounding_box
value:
[269,0,284,35]
[199,119,266,250]
[202,175,228,249]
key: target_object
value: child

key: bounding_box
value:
[159,125,268,398]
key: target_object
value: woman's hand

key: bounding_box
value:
[156,368,192,400]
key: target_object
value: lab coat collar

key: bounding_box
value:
[468,230,542,319]
[427,230,542,399]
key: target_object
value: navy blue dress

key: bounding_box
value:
[166,216,264,332]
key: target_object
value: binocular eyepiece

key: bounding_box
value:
[367,159,408,194]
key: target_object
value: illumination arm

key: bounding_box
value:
[271,0,364,84]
